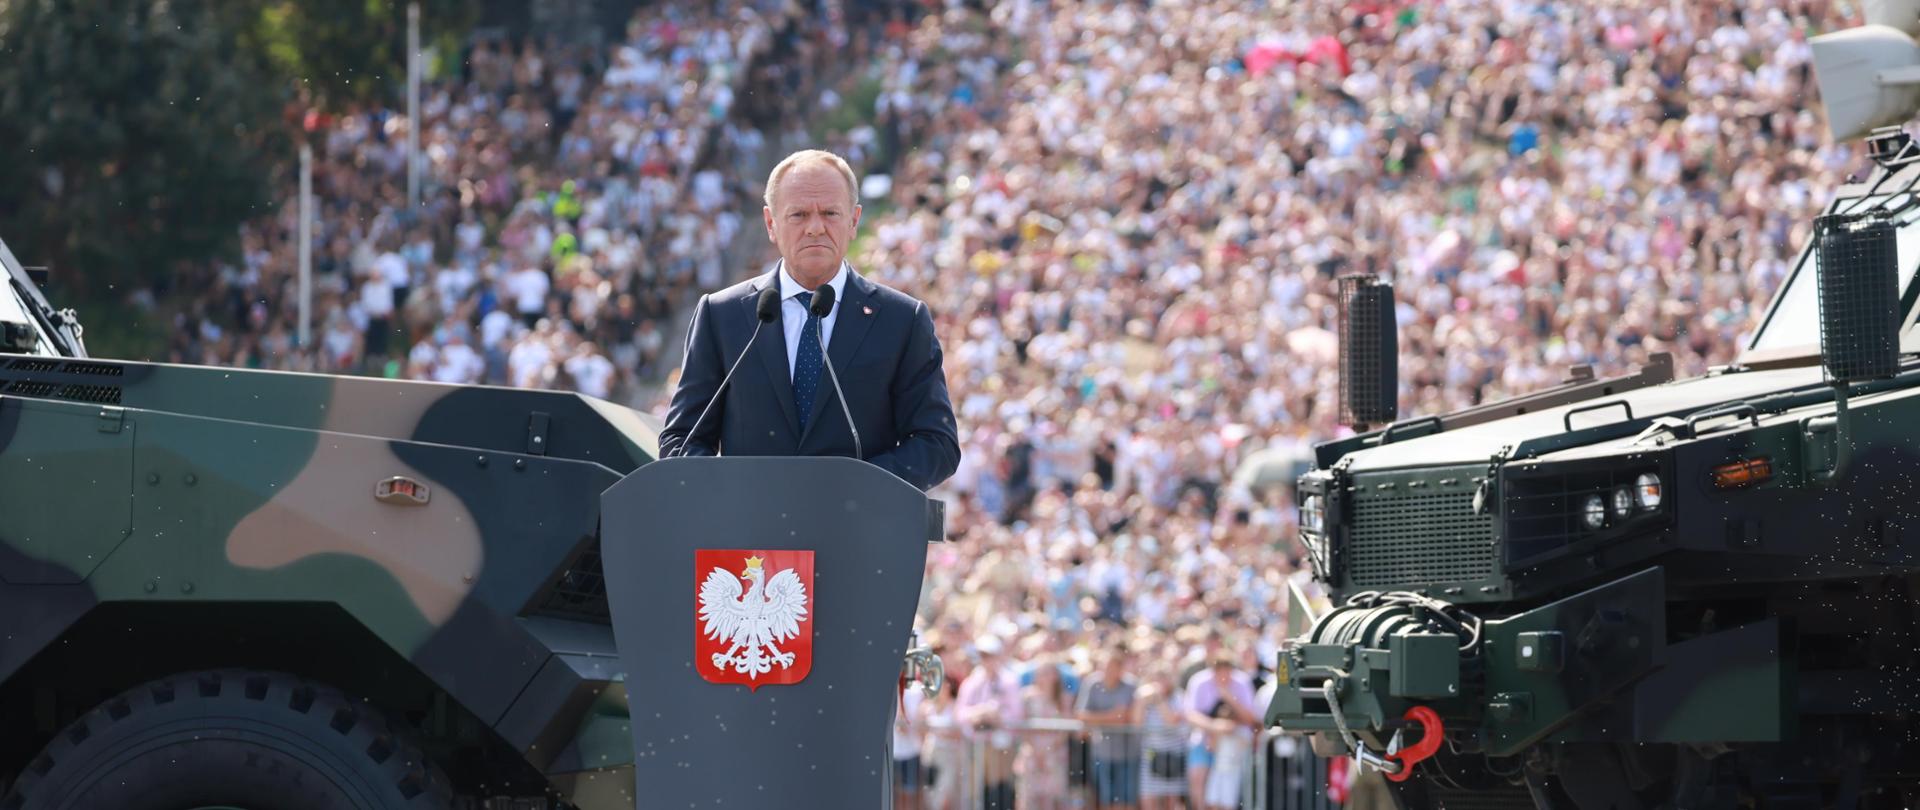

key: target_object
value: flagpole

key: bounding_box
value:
[406,1,421,212]
[298,142,313,349]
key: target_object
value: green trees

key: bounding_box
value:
[248,0,476,113]
[0,0,283,298]
[0,0,473,300]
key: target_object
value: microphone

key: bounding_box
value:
[677,287,781,457]
[808,285,863,460]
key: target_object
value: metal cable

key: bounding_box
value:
[1315,667,1403,776]
[1343,591,1485,653]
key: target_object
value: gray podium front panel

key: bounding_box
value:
[601,456,932,809]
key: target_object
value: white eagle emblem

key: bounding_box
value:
[698,555,810,679]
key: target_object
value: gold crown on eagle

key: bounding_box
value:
[744,556,764,571]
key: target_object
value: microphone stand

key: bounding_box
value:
[808,286,864,460]
[820,350,862,460]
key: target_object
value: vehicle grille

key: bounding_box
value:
[60,361,125,376]
[4,379,56,397]
[534,540,610,622]
[1348,476,1495,587]
[0,358,125,404]
[5,358,60,373]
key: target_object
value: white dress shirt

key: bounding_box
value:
[778,261,849,381]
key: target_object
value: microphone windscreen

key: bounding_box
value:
[809,284,836,318]
[756,287,782,322]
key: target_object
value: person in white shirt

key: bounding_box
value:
[505,266,551,328]
[508,323,556,389]
[358,269,396,364]
[406,335,440,379]
[320,309,364,373]
[434,264,477,315]
[454,212,486,259]
[563,342,616,400]
[375,248,411,307]
[893,683,928,809]
[433,328,487,385]
[479,309,514,350]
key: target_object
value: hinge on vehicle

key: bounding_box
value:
[1473,445,1512,515]
[97,405,124,433]
[1868,125,1920,167]
[526,411,550,456]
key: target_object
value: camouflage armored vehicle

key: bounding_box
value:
[1263,14,1920,810]
[0,234,655,808]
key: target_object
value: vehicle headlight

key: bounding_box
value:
[1504,461,1672,569]
[1582,494,1607,530]
[1635,473,1662,509]
[1300,494,1325,534]
[1611,486,1635,519]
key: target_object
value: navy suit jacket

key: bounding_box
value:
[658,265,961,491]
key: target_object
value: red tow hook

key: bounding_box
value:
[1385,706,1444,782]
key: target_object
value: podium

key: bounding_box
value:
[600,456,944,808]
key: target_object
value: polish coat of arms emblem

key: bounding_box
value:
[694,549,813,688]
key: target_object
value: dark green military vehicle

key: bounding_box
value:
[1264,16,1920,809]
[0,235,651,808]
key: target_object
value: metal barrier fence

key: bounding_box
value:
[906,720,1338,809]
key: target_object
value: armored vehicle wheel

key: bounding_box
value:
[0,670,452,810]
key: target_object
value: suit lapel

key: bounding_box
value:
[749,267,801,439]
[799,271,879,446]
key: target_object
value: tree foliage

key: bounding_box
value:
[0,0,474,299]
[246,0,476,112]
[0,0,284,297]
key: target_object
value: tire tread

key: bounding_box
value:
[1,669,453,810]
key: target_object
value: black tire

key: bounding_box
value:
[1,669,453,810]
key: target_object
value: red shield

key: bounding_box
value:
[694,549,814,689]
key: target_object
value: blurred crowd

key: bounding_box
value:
[847,0,1859,806]
[152,0,1873,802]
[164,0,813,402]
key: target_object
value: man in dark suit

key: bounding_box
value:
[659,150,960,491]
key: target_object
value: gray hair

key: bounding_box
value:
[764,149,859,210]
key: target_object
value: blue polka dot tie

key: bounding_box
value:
[792,290,824,435]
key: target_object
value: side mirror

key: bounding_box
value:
[1811,25,1920,141]
[1337,274,1399,429]
[1815,211,1902,382]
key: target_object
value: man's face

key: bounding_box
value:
[764,163,861,286]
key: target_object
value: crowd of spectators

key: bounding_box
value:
[165,0,807,403]
[148,0,1873,802]
[844,0,1861,805]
